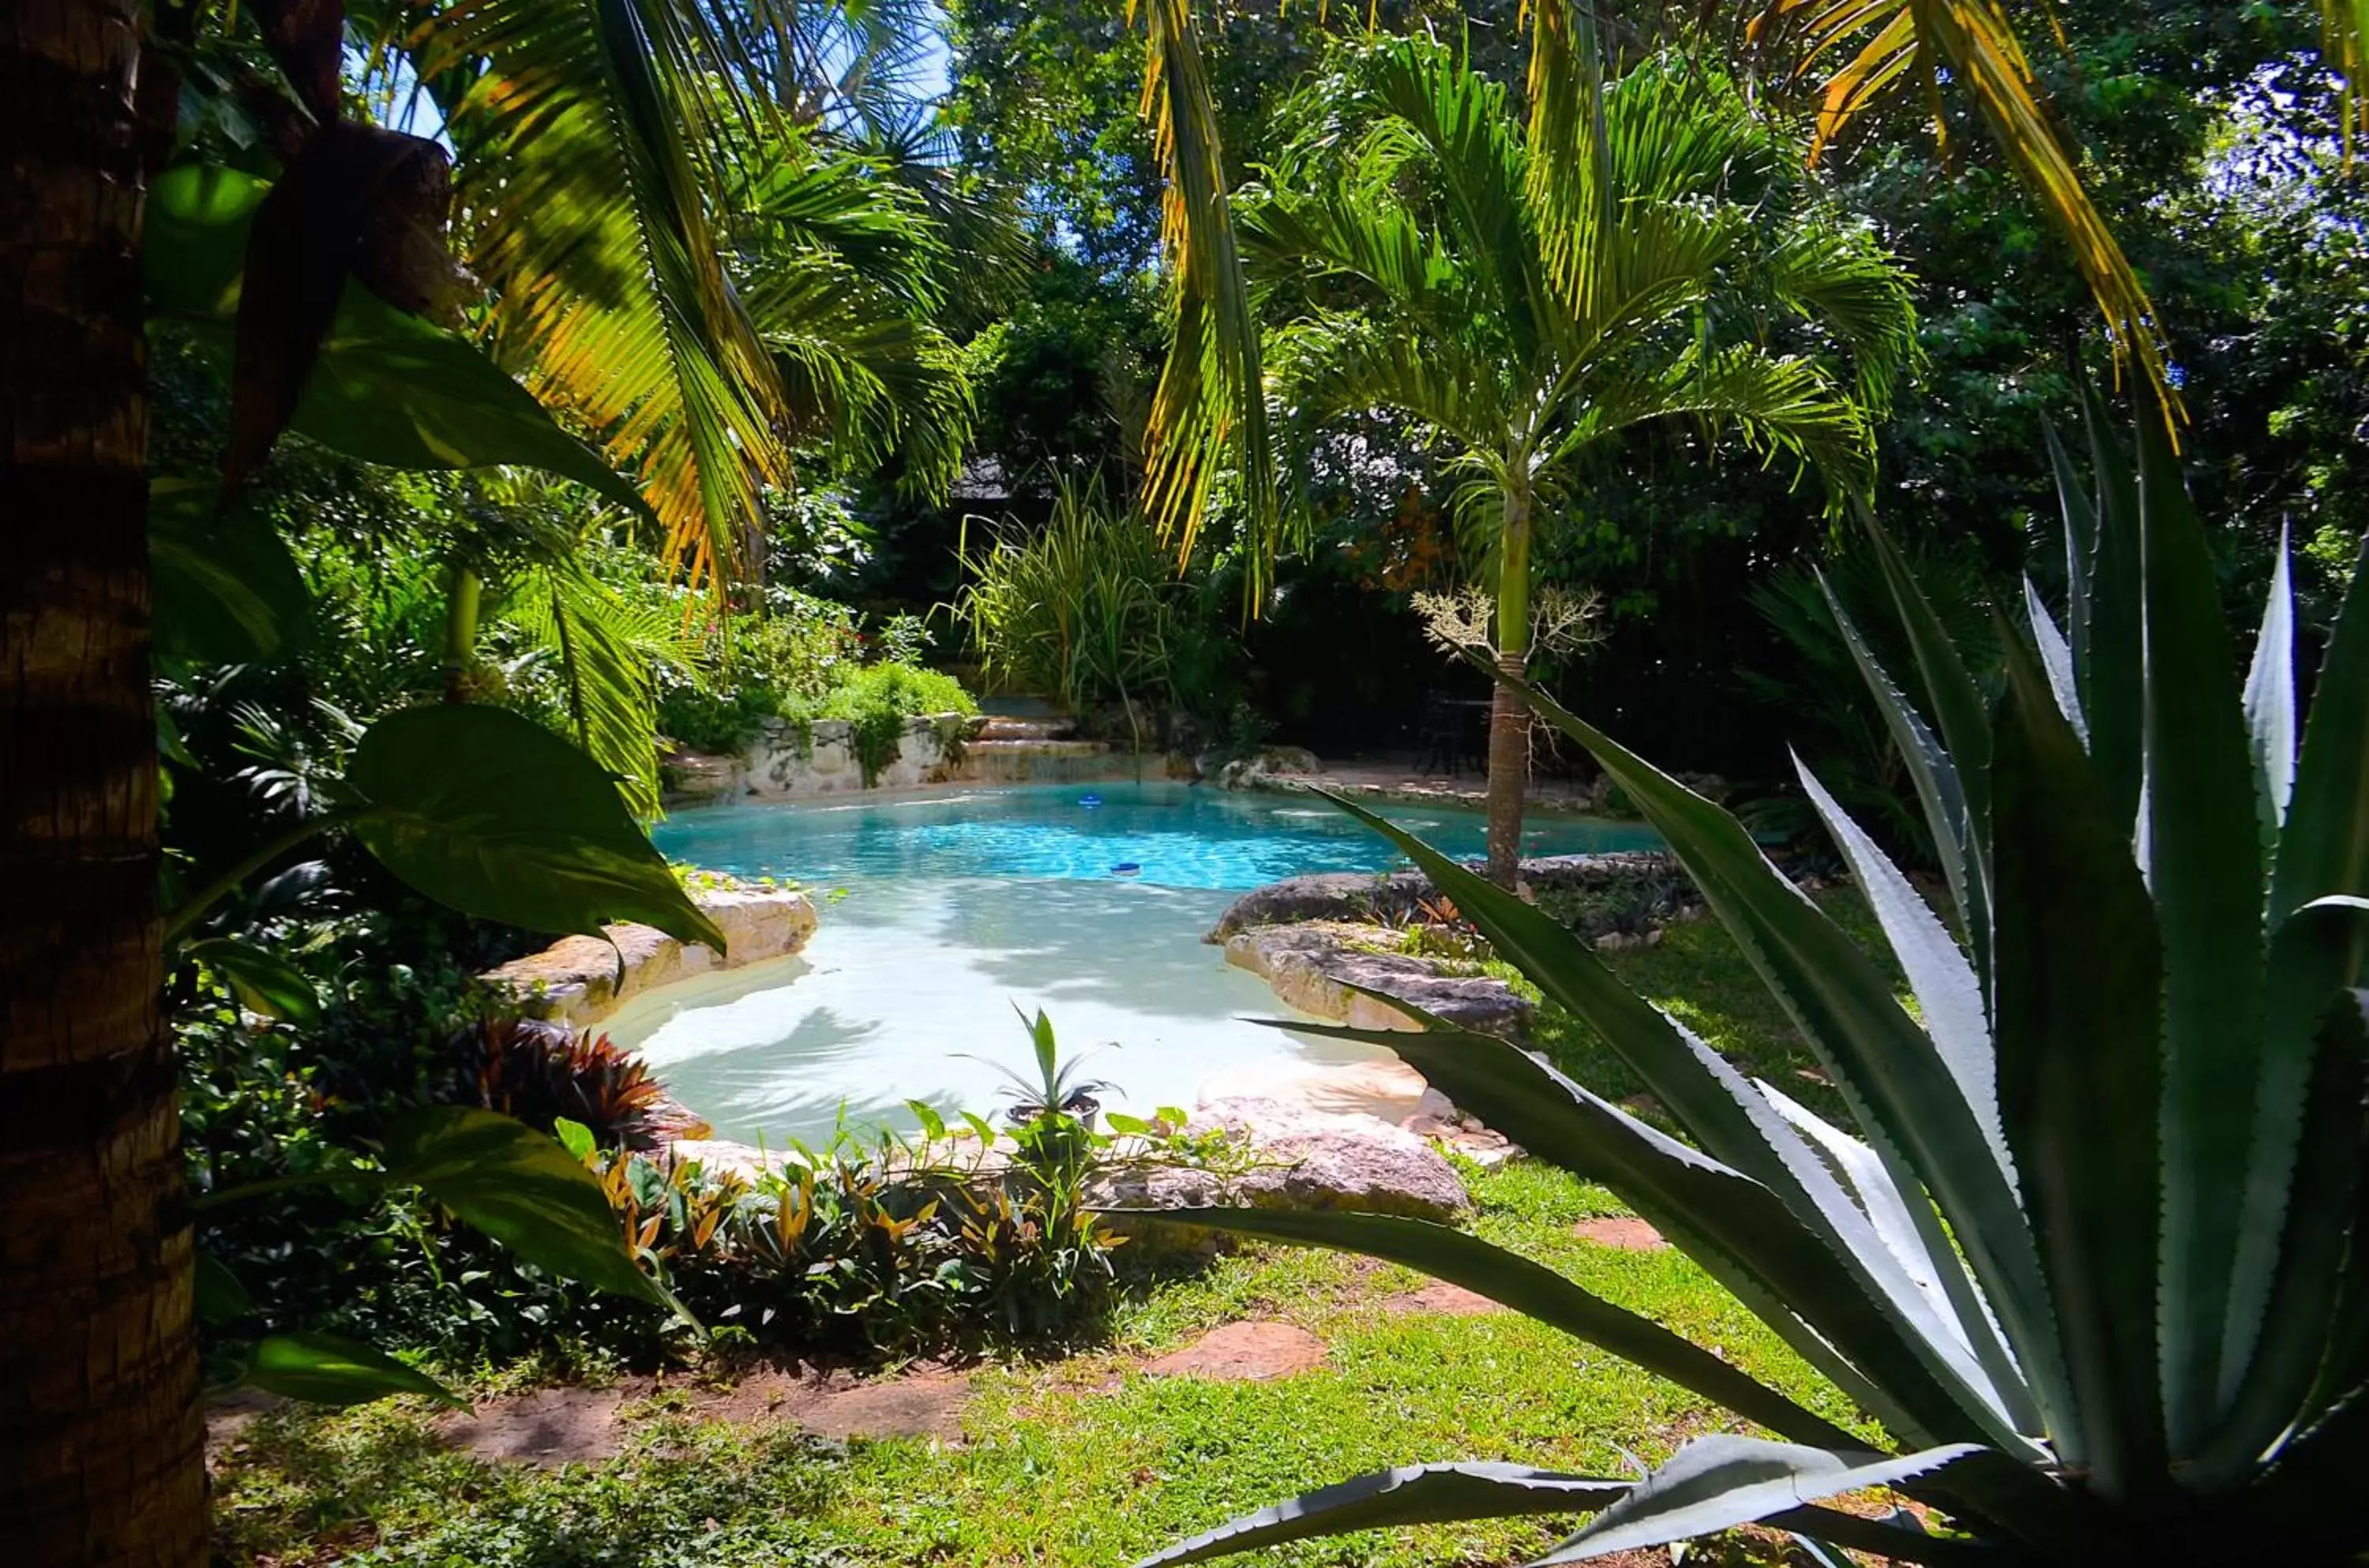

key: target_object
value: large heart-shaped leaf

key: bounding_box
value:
[380,1105,663,1307]
[143,164,647,517]
[186,936,322,1026]
[245,1331,468,1411]
[148,477,310,664]
[347,704,723,950]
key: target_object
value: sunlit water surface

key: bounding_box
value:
[616,782,1658,1142]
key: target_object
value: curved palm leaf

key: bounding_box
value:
[422,0,794,588]
[1132,0,1281,584]
[1748,0,2183,433]
[506,559,700,818]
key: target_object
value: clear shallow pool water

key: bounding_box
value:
[620,783,1658,1142]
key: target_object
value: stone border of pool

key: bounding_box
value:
[481,877,820,1028]
[475,865,1513,1217]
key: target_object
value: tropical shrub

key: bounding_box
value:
[578,1015,1238,1349]
[458,1018,683,1153]
[951,471,1193,725]
[1138,395,2369,1565]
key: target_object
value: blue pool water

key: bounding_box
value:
[616,783,1657,1142]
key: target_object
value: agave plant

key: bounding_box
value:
[1136,395,2369,1565]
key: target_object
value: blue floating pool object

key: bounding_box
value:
[1078,793,1103,808]
[1110,862,1143,877]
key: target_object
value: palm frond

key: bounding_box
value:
[1749,0,2183,436]
[422,0,796,589]
[1556,343,1873,505]
[506,561,699,817]
[1759,210,1922,415]
[1263,313,1513,457]
[1132,0,1282,587]
[731,149,976,496]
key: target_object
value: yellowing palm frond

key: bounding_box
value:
[1751,0,2183,436]
[2326,0,2369,166]
[422,0,794,590]
[1132,0,1281,583]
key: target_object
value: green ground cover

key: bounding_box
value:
[211,1164,1862,1566]
[208,892,1887,1567]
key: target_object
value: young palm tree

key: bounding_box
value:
[1242,36,1916,883]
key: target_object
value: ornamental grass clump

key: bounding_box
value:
[1138,392,2369,1566]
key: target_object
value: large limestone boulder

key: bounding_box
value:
[1222,922,1534,1040]
[1091,1094,1470,1224]
[1207,852,1680,940]
[483,881,818,1026]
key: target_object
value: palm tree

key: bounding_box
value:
[404,0,978,589]
[1241,35,1916,884]
[4,2,978,1556]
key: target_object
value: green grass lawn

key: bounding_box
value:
[208,891,1891,1567]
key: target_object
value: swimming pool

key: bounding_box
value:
[617,782,1658,1142]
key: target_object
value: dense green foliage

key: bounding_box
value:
[1143,400,2369,1562]
[952,473,1239,729]
[209,1155,1838,1568]
[70,6,2369,1561]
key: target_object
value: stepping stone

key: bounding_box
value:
[438,1386,630,1466]
[1574,1217,1669,1251]
[1144,1321,1328,1382]
[794,1371,972,1442]
[1383,1281,1506,1317]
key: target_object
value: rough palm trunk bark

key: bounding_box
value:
[1485,478,1533,889]
[2,2,205,1564]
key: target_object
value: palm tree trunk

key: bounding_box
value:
[2,2,207,1563]
[443,560,482,703]
[1485,479,1534,889]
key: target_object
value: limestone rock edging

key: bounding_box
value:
[1087,1093,1470,1226]
[1222,922,1533,1041]
[1207,852,1679,940]
[482,882,818,1026]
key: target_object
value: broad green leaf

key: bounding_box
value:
[1513,688,2064,1448]
[2228,535,2369,1409]
[348,705,724,950]
[144,163,261,317]
[2131,407,2269,1451]
[2190,992,2366,1487]
[245,1331,468,1411]
[381,1105,662,1306]
[1132,1462,1631,1567]
[195,1253,253,1325]
[1536,1436,1982,1562]
[552,1116,598,1163]
[187,936,321,1026]
[1139,1206,1861,1450]
[1992,639,2166,1495]
[148,478,310,664]
[143,165,648,517]
[907,1101,948,1142]
[2245,528,2299,835]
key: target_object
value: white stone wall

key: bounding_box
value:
[742,713,974,797]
